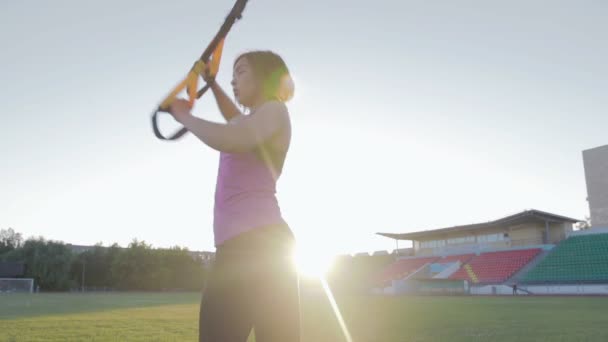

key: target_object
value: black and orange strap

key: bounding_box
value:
[151,0,249,141]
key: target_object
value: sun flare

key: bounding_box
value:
[292,245,334,278]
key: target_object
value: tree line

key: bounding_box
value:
[0,228,207,291]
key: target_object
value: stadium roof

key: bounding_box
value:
[377,209,582,241]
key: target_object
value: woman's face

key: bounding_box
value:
[231,57,260,108]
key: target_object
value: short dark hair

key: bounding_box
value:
[234,50,294,102]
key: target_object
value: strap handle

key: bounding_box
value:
[151,0,247,141]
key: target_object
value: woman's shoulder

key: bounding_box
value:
[259,100,289,114]
[250,101,290,125]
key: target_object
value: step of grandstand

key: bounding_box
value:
[522,233,608,283]
[374,257,438,286]
[450,248,541,284]
[464,264,479,283]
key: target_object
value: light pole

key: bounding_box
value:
[81,260,86,292]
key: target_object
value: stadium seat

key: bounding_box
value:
[449,249,541,284]
[523,233,608,283]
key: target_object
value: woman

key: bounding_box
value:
[168,51,299,342]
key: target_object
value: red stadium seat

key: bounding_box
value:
[449,249,541,284]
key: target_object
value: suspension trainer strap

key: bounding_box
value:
[151,0,248,141]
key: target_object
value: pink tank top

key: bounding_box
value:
[213,146,287,246]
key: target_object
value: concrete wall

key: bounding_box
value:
[508,223,544,245]
[583,144,608,227]
[549,222,571,243]
[510,222,571,245]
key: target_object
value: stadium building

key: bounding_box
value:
[379,209,577,257]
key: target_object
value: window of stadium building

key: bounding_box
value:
[420,240,446,248]
[420,236,476,248]
[447,236,475,245]
[477,233,505,243]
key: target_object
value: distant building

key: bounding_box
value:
[583,144,608,228]
[67,244,96,254]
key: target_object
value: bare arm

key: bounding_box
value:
[177,101,288,153]
[209,82,242,122]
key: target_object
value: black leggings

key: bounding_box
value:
[199,224,301,342]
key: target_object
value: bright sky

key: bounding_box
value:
[1,1,607,257]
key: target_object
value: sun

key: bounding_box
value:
[292,245,334,278]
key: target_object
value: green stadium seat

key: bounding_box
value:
[523,233,608,283]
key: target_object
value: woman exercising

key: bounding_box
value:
[168,50,299,342]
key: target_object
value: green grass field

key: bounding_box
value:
[1,290,608,341]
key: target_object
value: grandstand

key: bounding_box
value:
[347,145,608,296]
[326,208,608,296]
[370,209,581,294]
